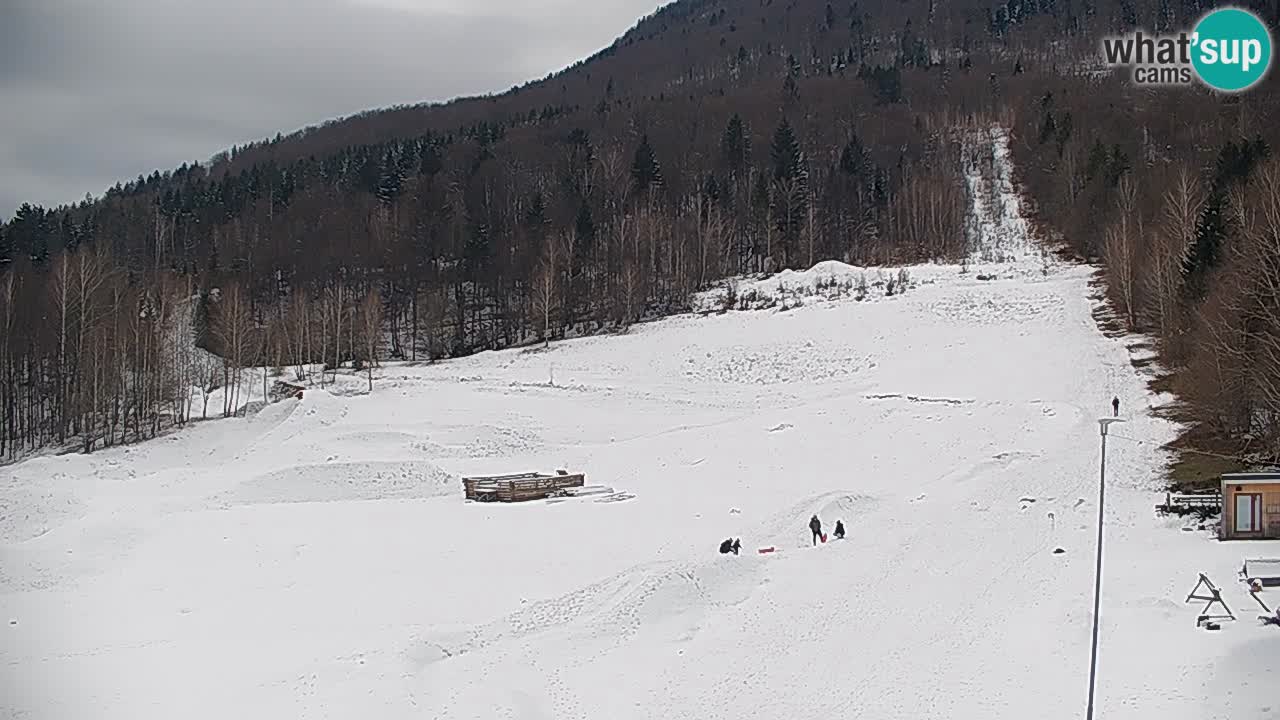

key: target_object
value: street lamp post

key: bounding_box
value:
[1086,417,1124,720]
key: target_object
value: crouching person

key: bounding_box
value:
[719,538,742,555]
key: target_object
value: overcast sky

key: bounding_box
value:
[0,0,662,219]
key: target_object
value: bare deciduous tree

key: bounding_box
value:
[1105,177,1141,330]
[1144,165,1206,339]
[360,290,383,392]
[211,284,257,418]
[531,233,563,346]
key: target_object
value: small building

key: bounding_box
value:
[1220,473,1280,540]
[462,471,585,503]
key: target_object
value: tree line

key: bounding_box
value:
[2,0,1278,463]
[1007,60,1280,468]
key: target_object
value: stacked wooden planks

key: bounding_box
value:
[463,472,586,502]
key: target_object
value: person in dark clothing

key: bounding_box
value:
[809,514,823,545]
[719,538,741,555]
[1112,396,1120,416]
[834,520,845,540]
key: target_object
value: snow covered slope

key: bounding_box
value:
[2,131,1276,720]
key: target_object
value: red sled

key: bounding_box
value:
[758,546,776,554]
[820,533,827,543]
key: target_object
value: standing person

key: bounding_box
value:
[809,514,823,546]
[834,520,846,540]
[1112,396,1120,416]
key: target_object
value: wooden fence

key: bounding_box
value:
[1156,491,1221,516]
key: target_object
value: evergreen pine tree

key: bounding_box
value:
[702,173,723,213]
[1084,139,1110,180]
[573,203,596,269]
[419,143,443,177]
[376,150,406,205]
[721,114,752,171]
[631,134,663,192]
[839,134,866,177]
[463,222,491,280]
[770,118,807,185]
[770,118,810,266]
[11,203,50,265]
[783,71,799,101]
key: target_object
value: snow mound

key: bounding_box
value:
[757,492,880,548]
[699,261,921,313]
[749,260,871,296]
[215,460,457,506]
[409,556,763,670]
[244,391,351,451]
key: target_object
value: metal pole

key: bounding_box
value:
[1086,419,1118,720]
[1085,430,1105,719]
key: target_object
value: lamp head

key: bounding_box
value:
[1098,417,1125,436]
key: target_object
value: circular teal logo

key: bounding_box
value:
[1191,7,1273,92]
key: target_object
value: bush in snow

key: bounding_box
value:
[719,281,739,313]
[815,276,855,301]
[779,285,805,311]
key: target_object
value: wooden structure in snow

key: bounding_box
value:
[1219,473,1280,540]
[462,472,585,503]
[1243,558,1280,588]
[1155,491,1221,516]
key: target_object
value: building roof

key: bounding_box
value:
[1222,472,1280,485]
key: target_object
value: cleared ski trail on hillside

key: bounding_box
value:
[1,128,1275,720]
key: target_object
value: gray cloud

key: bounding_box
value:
[0,0,660,218]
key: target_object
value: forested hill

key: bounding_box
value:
[2,0,1280,471]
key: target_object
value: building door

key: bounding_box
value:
[1235,494,1262,534]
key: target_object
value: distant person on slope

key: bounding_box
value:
[720,538,741,555]
[834,520,845,540]
[809,514,823,545]
[1112,396,1120,416]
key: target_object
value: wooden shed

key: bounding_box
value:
[462,472,586,503]
[1220,473,1280,540]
